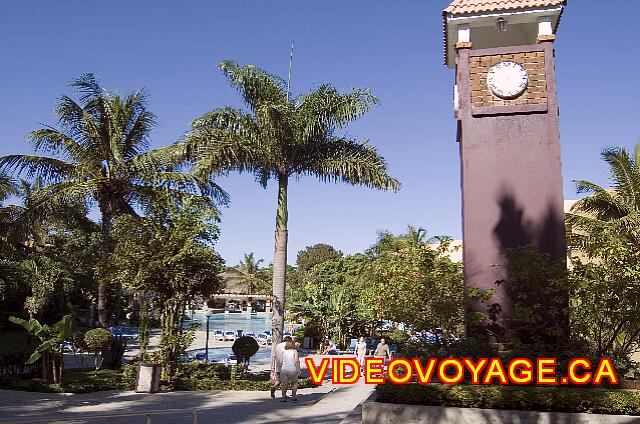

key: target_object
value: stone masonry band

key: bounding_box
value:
[469,52,547,108]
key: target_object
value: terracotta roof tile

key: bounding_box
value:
[445,0,565,15]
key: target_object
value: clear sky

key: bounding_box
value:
[1,1,638,266]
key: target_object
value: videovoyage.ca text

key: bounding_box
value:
[305,357,618,386]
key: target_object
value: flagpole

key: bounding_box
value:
[286,40,295,102]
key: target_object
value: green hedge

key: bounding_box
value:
[0,369,131,393]
[2,362,319,393]
[376,384,640,416]
[170,362,316,390]
[174,376,316,391]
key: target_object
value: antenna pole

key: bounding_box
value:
[286,40,295,102]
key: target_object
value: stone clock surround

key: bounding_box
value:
[458,43,556,117]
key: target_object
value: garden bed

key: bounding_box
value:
[375,383,640,416]
[0,368,131,393]
[0,362,318,393]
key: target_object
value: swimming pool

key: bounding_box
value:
[188,346,273,363]
[187,346,309,363]
[187,312,272,334]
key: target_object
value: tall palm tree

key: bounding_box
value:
[173,61,400,348]
[0,74,224,326]
[226,253,268,296]
[567,144,640,251]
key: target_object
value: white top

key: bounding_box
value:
[356,341,367,355]
[274,341,286,372]
[280,349,299,373]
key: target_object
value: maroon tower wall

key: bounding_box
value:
[456,42,566,336]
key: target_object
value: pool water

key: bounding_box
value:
[189,347,273,363]
[188,346,309,363]
[187,312,272,334]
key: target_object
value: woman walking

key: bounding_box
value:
[356,337,367,375]
[280,339,300,402]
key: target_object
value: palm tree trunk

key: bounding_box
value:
[271,174,288,352]
[97,199,113,327]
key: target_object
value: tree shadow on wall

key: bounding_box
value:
[487,190,567,342]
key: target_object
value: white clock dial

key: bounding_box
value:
[486,61,529,99]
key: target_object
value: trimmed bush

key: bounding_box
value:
[232,336,259,362]
[376,384,640,416]
[84,329,113,355]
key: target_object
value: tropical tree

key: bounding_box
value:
[0,171,20,253]
[567,143,640,361]
[108,194,225,378]
[173,61,400,348]
[226,253,270,296]
[289,254,377,348]
[0,74,223,326]
[365,228,466,335]
[296,243,343,273]
[567,144,640,251]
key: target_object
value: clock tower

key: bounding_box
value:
[443,0,568,338]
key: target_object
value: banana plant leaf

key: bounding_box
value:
[9,315,73,364]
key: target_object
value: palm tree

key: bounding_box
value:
[0,172,19,252]
[0,74,224,326]
[567,144,640,251]
[226,253,268,296]
[173,61,400,347]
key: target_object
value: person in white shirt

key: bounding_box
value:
[270,335,292,398]
[279,339,300,402]
[356,337,367,374]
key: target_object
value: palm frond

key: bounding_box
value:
[571,182,630,220]
[129,184,223,213]
[133,170,229,205]
[186,128,262,178]
[0,155,76,184]
[0,172,19,202]
[218,61,288,112]
[28,127,89,162]
[601,147,640,208]
[30,180,96,213]
[55,94,103,150]
[302,137,400,191]
[297,85,378,143]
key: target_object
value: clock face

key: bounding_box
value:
[486,61,529,99]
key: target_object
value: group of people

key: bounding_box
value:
[319,338,337,355]
[270,335,394,402]
[356,337,392,373]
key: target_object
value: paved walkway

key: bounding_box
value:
[0,381,373,424]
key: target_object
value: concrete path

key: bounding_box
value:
[0,381,373,424]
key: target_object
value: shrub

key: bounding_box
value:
[232,336,259,364]
[376,384,640,416]
[174,362,231,380]
[84,328,113,354]
[84,328,113,370]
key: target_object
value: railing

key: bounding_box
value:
[0,408,200,424]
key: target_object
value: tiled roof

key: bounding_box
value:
[445,0,566,15]
[442,0,566,66]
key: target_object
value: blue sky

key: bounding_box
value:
[1,1,638,266]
